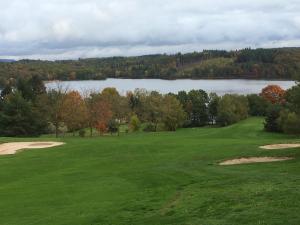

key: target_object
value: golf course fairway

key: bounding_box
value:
[0,117,299,225]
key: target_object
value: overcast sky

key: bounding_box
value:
[1,0,300,60]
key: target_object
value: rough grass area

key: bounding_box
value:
[0,117,300,225]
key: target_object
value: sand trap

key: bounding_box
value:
[219,157,293,165]
[0,142,65,155]
[260,144,300,150]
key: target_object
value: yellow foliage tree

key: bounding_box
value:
[61,91,88,135]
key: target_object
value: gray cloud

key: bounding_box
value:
[1,0,300,59]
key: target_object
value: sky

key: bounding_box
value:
[1,0,300,60]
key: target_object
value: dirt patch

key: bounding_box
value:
[219,157,293,165]
[260,144,300,150]
[0,142,65,155]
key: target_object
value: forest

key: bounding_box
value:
[0,47,300,87]
[0,75,299,137]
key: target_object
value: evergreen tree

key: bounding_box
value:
[264,104,283,132]
[0,92,47,136]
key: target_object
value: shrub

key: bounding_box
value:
[130,114,141,132]
[58,123,68,137]
[79,129,86,137]
[278,110,300,134]
[143,123,156,132]
[108,120,119,134]
[285,84,300,114]
[47,122,56,134]
[247,94,270,116]
[216,94,249,126]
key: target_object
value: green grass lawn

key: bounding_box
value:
[0,117,300,225]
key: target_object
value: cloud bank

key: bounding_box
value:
[1,0,300,59]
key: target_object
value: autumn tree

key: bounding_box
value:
[100,88,129,135]
[260,85,285,104]
[127,91,140,113]
[144,91,164,131]
[95,121,109,135]
[85,93,112,136]
[127,89,148,121]
[46,89,67,137]
[161,95,186,131]
[61,91,88,135]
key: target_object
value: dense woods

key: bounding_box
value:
[1,47,300,88]
[1,75,299,137]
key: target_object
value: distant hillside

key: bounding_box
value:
[0,48,299,87]
[0,59,16,63]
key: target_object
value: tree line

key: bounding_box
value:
[1,48,300,88]
[1,76,299,137]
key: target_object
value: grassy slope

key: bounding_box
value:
[0,117,300,225]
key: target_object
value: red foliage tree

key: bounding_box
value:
[86,95,113,136]
[95,121,108,135]
[260,85,286,104]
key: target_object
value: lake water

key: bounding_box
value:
[45,79,296,95]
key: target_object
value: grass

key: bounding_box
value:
[0,117,300,225]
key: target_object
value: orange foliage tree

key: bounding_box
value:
[95,121,108,135]
[100,88,130,135]
[61,91,88,134]
[260,85,286,104]
[86,94,113,136]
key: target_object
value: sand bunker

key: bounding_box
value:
[0,142,65,155]
[219,157,293,165]
[260,144,300,150]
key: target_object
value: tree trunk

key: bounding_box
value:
[90,126,93,137]
[55,123,59,138]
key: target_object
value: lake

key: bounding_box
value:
[45,79,296,95]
